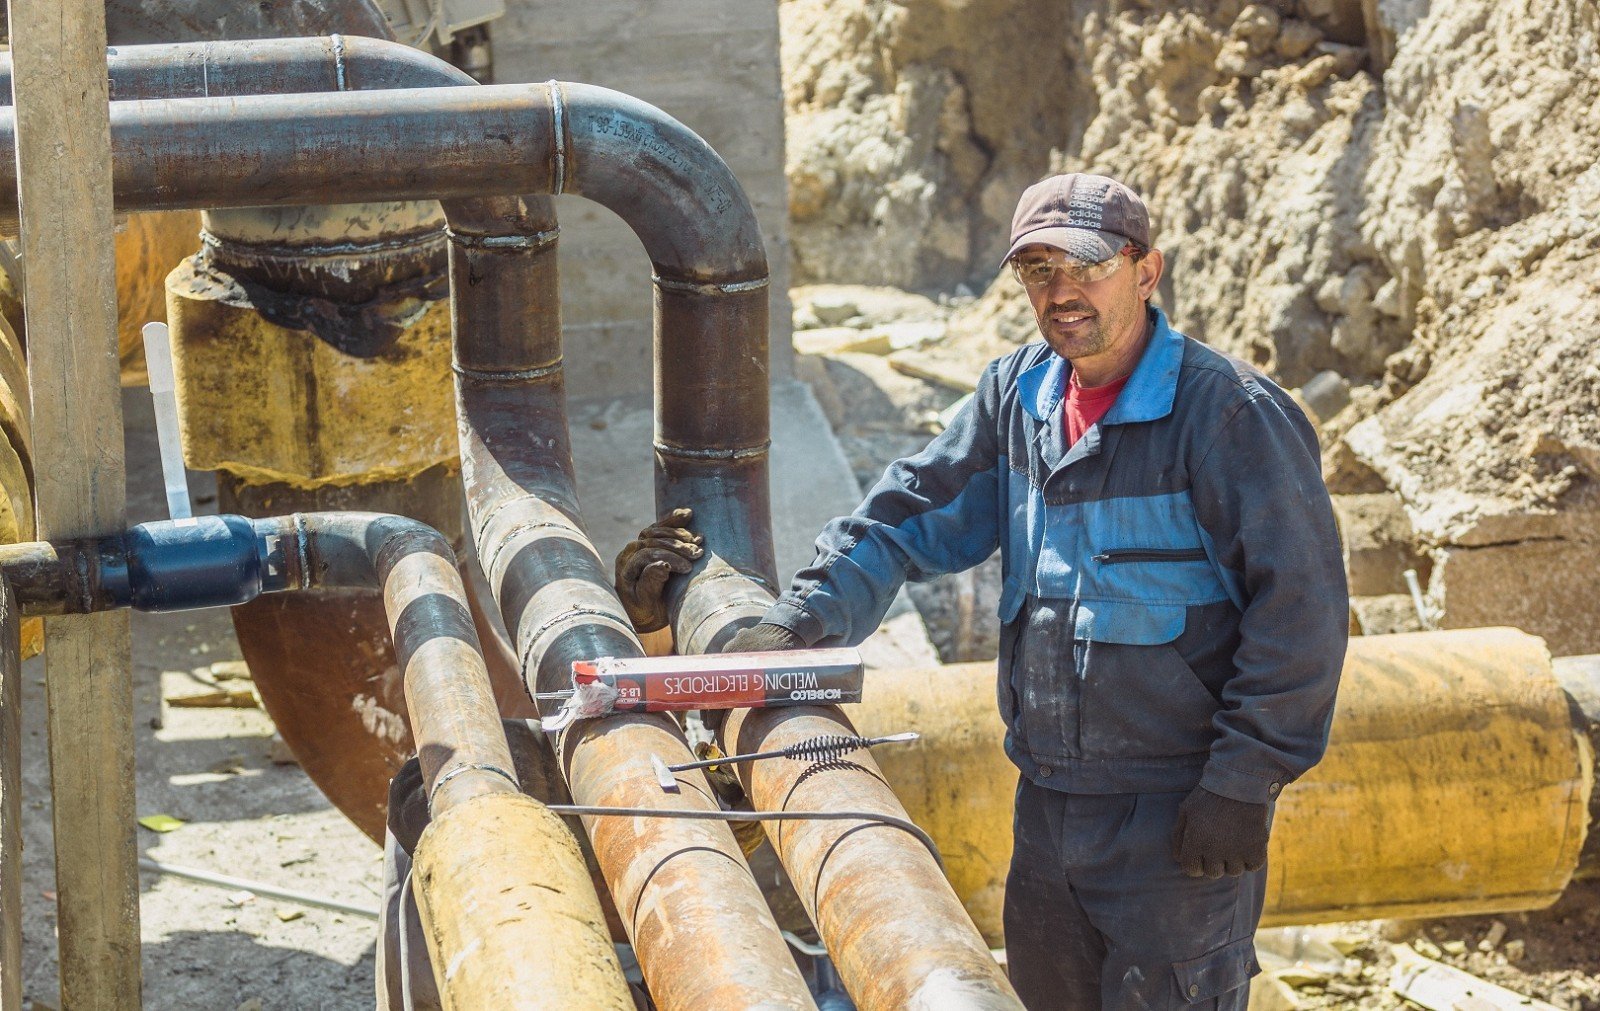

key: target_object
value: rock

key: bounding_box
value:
[1249,974,1304,1011]
[1300,369,1352,422]
[1350,594,1423,635]
[1331,493,1428,596]
[1275,18,1323,58]
[906,554,1002,663]
[267,733,299,767]
[208,660,252,682]
[1427,536,1600,657]
[1323,440,1388,494]
[1478,921,1507,952]
[808,292,861,327]
[795,326,892,357]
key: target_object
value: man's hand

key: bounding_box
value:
[614,507,703,633]
[1171,787,1270,878]
[722,622,804,653]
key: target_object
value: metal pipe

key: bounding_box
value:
[37,35,521,844]
[0,512,514,815]
[278,512,519,816]
[0,61,820,1005]
[0,32,780,654]
[723,705,1023,1010]
[448,196,814,1008]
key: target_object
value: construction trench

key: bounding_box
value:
[0,2,1597,1010]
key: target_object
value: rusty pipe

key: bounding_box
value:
[0,35,780,654]
[0,512,516,814]
[449,195,815,1008]
[28,35,523,842]
[272,512,518,816]
[0,67,816,1005]
[724,705,1023,1010]
[0,81,777,653]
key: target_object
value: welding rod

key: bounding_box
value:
[668,732,919,775]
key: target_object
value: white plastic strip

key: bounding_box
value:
[140,321,192,520]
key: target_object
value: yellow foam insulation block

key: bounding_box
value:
[849,627,1590,941]
[164,256,457,489]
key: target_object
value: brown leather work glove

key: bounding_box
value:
[1171,786,1271,878]
[614,507,703,633]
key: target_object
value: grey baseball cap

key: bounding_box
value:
[1002,173,1151,266]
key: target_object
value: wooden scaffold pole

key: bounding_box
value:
[6,0,143,1006]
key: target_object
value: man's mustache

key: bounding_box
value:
[1045,302,1096,316]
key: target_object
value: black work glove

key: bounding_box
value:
[614,507,703,633]
[721,621,805,654]
[1171,786,1270,878]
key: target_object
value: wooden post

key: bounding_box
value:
[0,579,20,1011]
[6,1,143,1007]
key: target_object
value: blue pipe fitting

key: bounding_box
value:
[100,514,280,613]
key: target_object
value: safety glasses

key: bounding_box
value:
[1009,247,1134,289]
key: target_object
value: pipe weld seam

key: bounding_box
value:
[200,227,444,260]
[627,844,748,938]
[652,274,771,295]
[290,515,313,590]
[483,518,592,580]
[71,544,95,614]
[452,360,564,382]
[518,609,636,679]
[472,496,581,552]
[522,606,631,651]
[548,80,567,195]
[683,599,774,654]
[653,441,770,461]
[445,227,559,251]
[691,567,780,593]
[330,34,348,92]
[430,761,519,802]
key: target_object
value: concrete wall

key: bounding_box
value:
[492,0,793,397]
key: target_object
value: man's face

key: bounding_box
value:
[1018,243,1164,364]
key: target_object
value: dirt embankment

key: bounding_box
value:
[781,0,1600,655]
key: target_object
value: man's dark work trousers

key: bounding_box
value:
[1004,779,1266,1010]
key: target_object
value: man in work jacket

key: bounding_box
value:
[622,172,1348,1009]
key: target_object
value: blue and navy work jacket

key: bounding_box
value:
[767,308,1349,804]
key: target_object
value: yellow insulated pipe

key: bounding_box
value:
[410,792,634,1010]
[846,627,1591,942]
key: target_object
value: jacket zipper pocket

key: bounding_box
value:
[1093,548,1209,564]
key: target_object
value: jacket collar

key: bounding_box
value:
[1017,307,1183,425]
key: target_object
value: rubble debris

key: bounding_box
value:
[1389,943,1560,1011]
[1299,370,1352,424]
[164,684,259,709]
[886,352,979,393]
